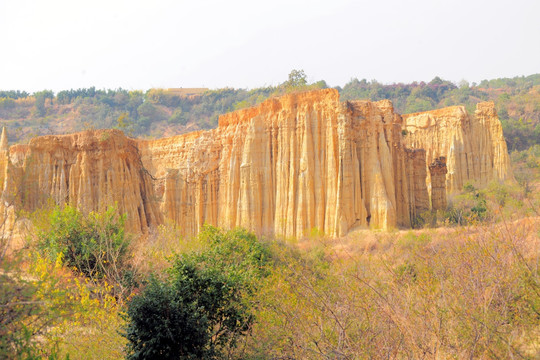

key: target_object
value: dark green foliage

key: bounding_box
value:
[478,74,540,89]
[340,75,540,151]
[284,69,308,91]
[0,90,29,99]
[511,145,540,195]
[0,272,68,359]
[0,273,38,357]
[136,101,166,129]
[395,262,418,283]
[124,226,270,360]
[0,98,16,110]
[1,237,70,360]
[470,196,487,219]
[442,183,490,225]
[32,90,54,117]
[27,71,328,136]
[186,87,275,127]
[192,226,271,287]
[62,88,131,108]
[38,205,131,285]
[312,80,329,89]
[124,275,209,360]
[168,108,186,124]
[501,117,540,151]
[146,89,183,108]
[340,77,457,113]
[125,91,145,121]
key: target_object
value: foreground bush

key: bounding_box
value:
[124,226,270,360]
[1,204,128,358]
[1,253,126,359]
[37,205,134,296]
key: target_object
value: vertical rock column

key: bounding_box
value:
[0,127,23,206]
[405,148,429,220]
[0,127,22,234]
[0,128,9,193]
[429,156,448,211]
[473,102,512,183]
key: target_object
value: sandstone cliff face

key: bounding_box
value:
[138,90,421,236]
[0,90,512,238]
[1,130,162,232]
[405,149,430,220]
[429,157,448,211]
[402,102,512,195]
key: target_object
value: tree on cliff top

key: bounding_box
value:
[284,69,308,91]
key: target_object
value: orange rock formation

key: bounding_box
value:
[0,89,511,237]
[429,157,448,211]
[402,103,512,195]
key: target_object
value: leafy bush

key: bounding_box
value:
[0,271,57,358]
[512,145,540,196]
[1,251,127,359]
[37,205,133,293]
[135,101,167,129]
[123,226,270,359]
[441,183,490,225]
[124,263,248,359]
[193,226,271,285]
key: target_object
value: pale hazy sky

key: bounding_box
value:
[1,0,539,92]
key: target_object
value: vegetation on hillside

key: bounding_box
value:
[2,72,538,152]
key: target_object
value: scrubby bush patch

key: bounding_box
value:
[37,205,135,296]
[123,226,271,360]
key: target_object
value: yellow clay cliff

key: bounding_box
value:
[402,102,512,195]
[0,89,511,237]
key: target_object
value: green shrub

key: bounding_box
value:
[168,108,186,125]
[124,226,269,359]
[37,205,132,291]
[193,225,271,286]
[442,183,491,225]
[412,210,437,228]
[124,262,250,360]
[1,254,74,359]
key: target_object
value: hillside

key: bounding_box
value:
[1,73,539,152]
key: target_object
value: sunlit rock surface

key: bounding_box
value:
[0,90,511,237]
[402,102,512,195]
[429,156,448,211]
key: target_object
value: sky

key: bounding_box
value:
[1,0,539,93]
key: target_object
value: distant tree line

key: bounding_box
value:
[0,71,539,151]
[478,73,540,89]
[0,90,29,99]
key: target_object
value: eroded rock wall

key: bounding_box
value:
[1,130,162,232]
[402,102,512,195]
[0,90,512,238]
[429,157,448,211]
[405,148,429,220]
[138,90,419,236]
